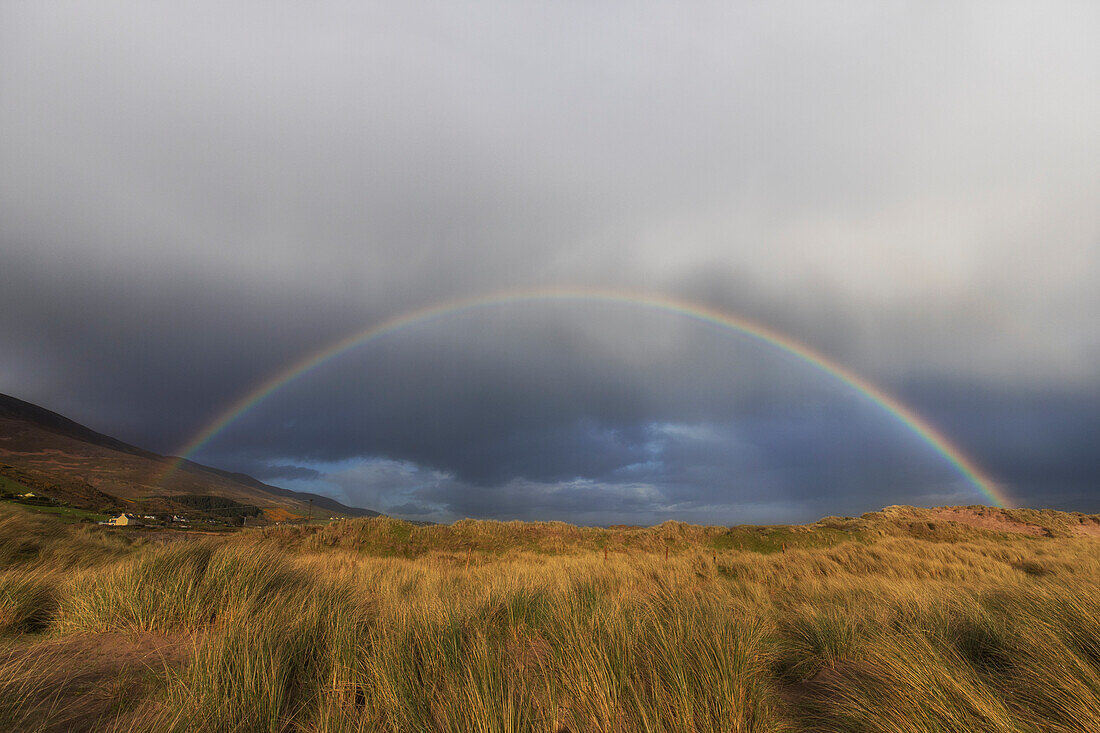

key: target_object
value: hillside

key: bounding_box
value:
[0,392,378,521]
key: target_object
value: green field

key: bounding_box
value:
[0,493,110,524]
[0,474,31,495]
[2,499,109,523]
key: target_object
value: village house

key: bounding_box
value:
[106,513,142,526]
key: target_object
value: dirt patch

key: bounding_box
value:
[927,508,1048,536]
[779,661,859,731]
[0,632,194,732]
[1069,518,1100,537]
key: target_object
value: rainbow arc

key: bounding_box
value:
[159,288,1009,507]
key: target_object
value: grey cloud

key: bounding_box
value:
[385,502,438,518]
[1,2,1097,522]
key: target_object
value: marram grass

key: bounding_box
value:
[2,506,1100,731]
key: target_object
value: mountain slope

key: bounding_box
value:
[0,393,159,460]
[0,392,378,519]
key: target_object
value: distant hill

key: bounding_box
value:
[0,392,379,520]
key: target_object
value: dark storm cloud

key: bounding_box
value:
[253,464,324,482]
[188,306,836,484]
[316,406,984,525]
[901,382,1100,510]
[2,2,1098,521]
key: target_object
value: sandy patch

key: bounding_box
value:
[1070,518,1100,537]
[927,507,1047,536]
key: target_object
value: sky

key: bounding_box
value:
[1,1,1097,525]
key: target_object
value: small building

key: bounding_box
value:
[108,514,142,526]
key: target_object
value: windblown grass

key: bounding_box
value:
[2,504,1100,731]
[0,502,134,570]
[0,568,59,634]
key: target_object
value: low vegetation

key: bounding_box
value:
[2,503,1100,731]
[166,494,264,525]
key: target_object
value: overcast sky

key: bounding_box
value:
[2,1,1097,524]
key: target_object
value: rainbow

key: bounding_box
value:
[160,288,1010,507]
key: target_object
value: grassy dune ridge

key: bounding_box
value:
[3,503,1100,731]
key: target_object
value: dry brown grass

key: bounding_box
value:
[3,505,1100,731]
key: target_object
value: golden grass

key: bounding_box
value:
[2,506,1100,731]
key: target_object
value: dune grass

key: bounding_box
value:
[2,505,1100,731]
